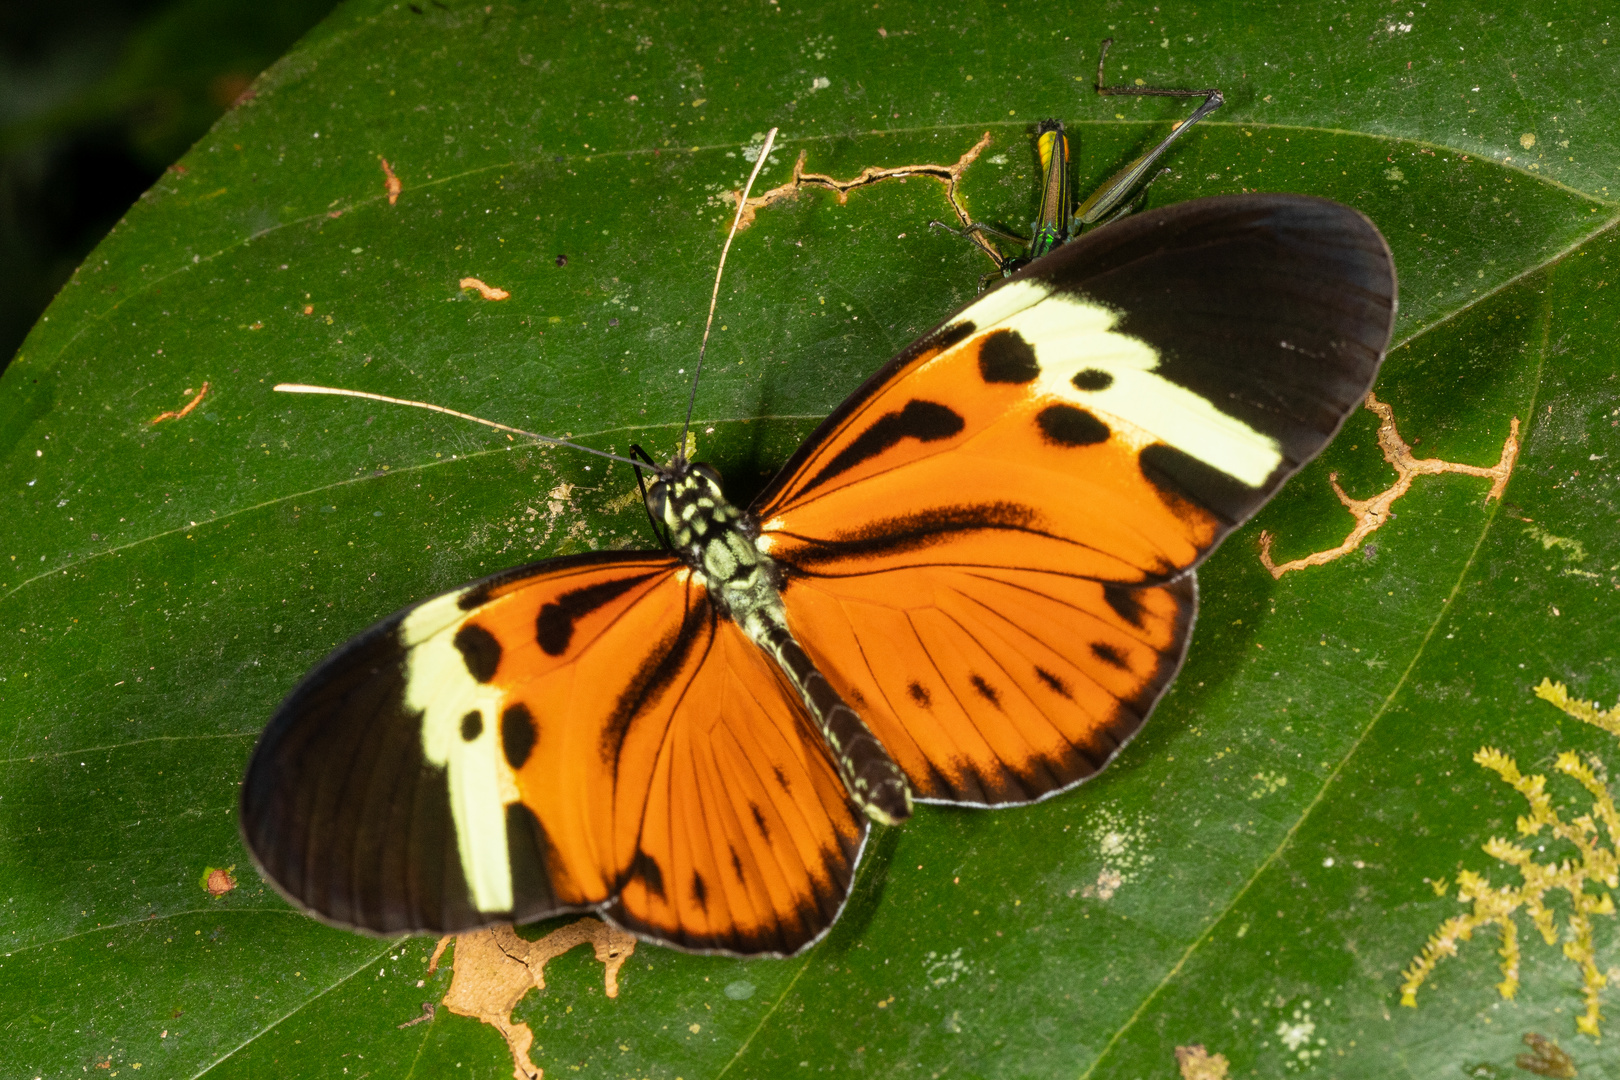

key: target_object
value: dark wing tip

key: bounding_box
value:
[239,611,498,935]
[1026,193,1396,526]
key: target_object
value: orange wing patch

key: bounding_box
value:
[757,289,1234,589]
[454,559,864,953]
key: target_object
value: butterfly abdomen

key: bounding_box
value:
[652,463,914,826]
[752,623,913,826]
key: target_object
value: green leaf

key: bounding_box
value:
[2,1,1615,1077]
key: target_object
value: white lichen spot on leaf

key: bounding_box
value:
[1523,523,1589,565]
[1076,867,1124,901]
[1401,680,1620,1037]
[1066,804,1156,900]
[923,947,968,986]
[1268,997,1328,1071]
[1248,771,1288,799]
[427,918,636,1080]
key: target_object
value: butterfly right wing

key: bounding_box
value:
[241,550,865,955]
[752,194,1395,806]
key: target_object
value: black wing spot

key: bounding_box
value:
[453,624,502,682]
[1035,667,1073,699]
[731,847,746,883]
[535,605,572,656]
[691,871,708,910]
[1091,642,1130,670]
[630,849,666,900]
[1072,368,1114,391]
[501,703,537,770]
[969,675,1002,709]
[907,681,932,708]
[772,765,791,794]
[750,803,771,843]
[460,711,484,742]
[801,399,965,495]
[1036,404,1110,447]
[535,574,653,656]
[782,502,1039,567]
[1139,441,1259,527]
[978,329,1040,384]
[1103,584,1147,628]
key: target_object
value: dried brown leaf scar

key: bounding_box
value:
[460,277,511,300]
[1260,392,1519,578]
[380,156,402,205]
[151,382,210,424]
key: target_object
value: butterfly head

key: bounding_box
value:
[644,461,737,547]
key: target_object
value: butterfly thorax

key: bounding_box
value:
[646,462,913,826]
[647,463,782,636]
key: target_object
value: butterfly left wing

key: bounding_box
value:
[755,194,1396,805]
[241,550,865,954]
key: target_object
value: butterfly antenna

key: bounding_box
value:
[274,383,653,471]
[679,125,779,464]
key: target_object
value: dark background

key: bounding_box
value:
[0,0,341,374]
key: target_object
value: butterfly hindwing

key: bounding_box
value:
[756,194,1395,805]
[241,550,866,954]
[782,564,1197,804]
[598,612,867,953]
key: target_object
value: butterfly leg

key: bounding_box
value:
[750,620,914,826]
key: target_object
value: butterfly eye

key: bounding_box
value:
[644,481,668,521]
[693,463,723,486]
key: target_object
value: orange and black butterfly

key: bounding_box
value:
[241,190,1396,956]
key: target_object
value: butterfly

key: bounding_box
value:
[241,184,1396,956]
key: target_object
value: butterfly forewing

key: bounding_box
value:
[754,194,1395,806]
